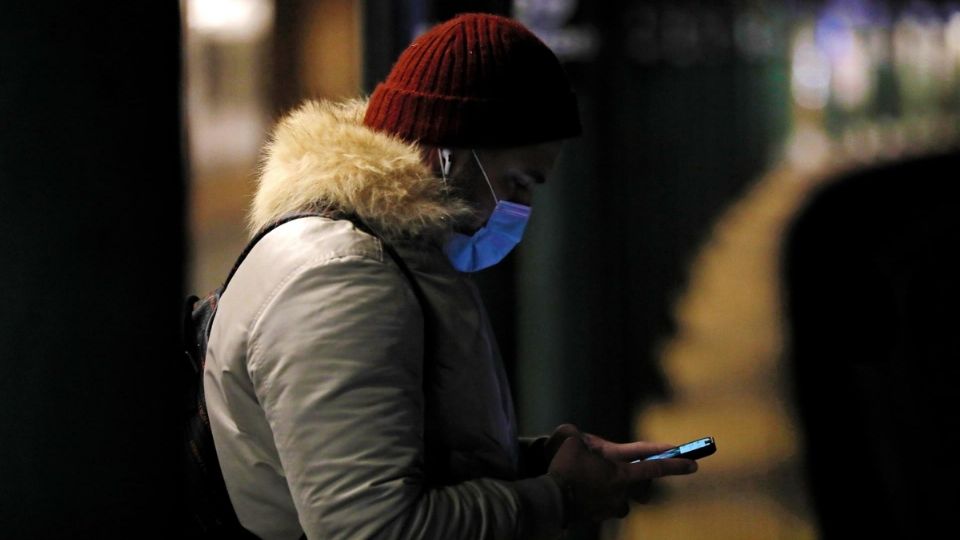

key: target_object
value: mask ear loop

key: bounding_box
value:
[472,150,499,205]
[438,148,452,182]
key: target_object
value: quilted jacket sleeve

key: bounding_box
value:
[247,252,563,540]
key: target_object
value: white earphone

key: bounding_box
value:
[438,148,453,180]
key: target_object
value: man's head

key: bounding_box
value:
[363,13,579,227]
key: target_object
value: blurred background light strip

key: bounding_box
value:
[186,0,273,41]
[792,25,832,110]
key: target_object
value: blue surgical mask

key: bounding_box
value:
[442,150,532,273]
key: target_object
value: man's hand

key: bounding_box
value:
[544,423,698,516]
[543,424,582,466]
[547,435,697,526]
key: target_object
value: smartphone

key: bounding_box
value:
[631,436,716,463]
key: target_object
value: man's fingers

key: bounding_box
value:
[627,458,698,480]
[554,423,581,439]
[605,441,676,462]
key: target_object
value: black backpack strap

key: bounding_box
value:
[221,212,326,292]
[221,213,425,307]
[184,213,327,376]
[346,214,429,311]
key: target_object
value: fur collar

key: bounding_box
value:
[250,99,472,241]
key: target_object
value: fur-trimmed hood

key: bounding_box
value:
[251,99,472,241]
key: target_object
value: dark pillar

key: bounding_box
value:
[0,4,185,538]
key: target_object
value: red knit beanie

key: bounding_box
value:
[363,13,581,148]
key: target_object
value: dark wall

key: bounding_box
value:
[0,4,185,538]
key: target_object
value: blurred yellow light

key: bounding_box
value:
[186,0,273,41]
[787,123,831,170]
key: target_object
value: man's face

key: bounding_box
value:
[444,141,564,230]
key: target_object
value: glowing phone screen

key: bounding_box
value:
[639,437,715,461]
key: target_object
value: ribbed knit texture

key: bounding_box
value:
[363,13,581,148]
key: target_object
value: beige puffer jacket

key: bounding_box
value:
[203,100,564,540]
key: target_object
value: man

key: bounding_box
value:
[204,13,697,539]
